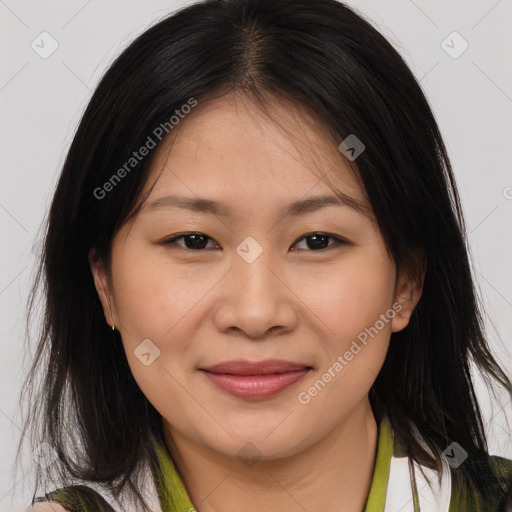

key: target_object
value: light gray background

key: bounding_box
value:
[1,0,511,509]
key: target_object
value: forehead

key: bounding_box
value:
[142,93,368,213]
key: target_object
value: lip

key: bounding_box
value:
[201,359,311,375]
[199,359,312,400]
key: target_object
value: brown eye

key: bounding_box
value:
[292,233,347,251]
[162,233,220,250]
[161,232,348,252]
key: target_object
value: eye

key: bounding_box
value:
[160,232,347,252]
[161,233,220,251]
[291,232,347,251]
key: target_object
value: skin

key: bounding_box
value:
[90,92,425,512]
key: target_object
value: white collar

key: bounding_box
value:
[384,454,452,511]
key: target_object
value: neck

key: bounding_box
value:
[162,398,379,512]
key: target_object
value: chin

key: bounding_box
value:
[203,429,312,463]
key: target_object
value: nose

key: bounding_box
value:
[212,247,299,340]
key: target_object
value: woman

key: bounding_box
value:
[20,0,512,510]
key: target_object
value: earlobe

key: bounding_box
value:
[391,287,418,333]
[88,248,116,328]
[391,251,427,333]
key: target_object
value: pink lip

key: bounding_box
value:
[199,359,312,400]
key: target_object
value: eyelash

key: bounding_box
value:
[160,232,349,252]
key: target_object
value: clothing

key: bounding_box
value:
[32,413,512,511]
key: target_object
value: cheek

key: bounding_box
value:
[308,253,395,337]
[108,245,196,412]
[304,251,395,391]
[111,243,207,343]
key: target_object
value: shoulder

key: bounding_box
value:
[28,503,69,512]
[449,454,512,511]
[29,484,117,512]
[490,454,512,477]
[490,454,512,507]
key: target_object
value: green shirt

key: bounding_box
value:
[32,413,512,511]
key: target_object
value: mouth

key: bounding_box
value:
[199,359,313,400]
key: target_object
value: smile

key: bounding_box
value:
[199,368,311,400]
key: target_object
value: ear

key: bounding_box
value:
[88,248,117,328]
[391,248,427,333]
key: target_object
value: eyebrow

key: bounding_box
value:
[142,192,371,218]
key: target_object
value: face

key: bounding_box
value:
[90,93,422,461]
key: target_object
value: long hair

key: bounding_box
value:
[17,0,512,509]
